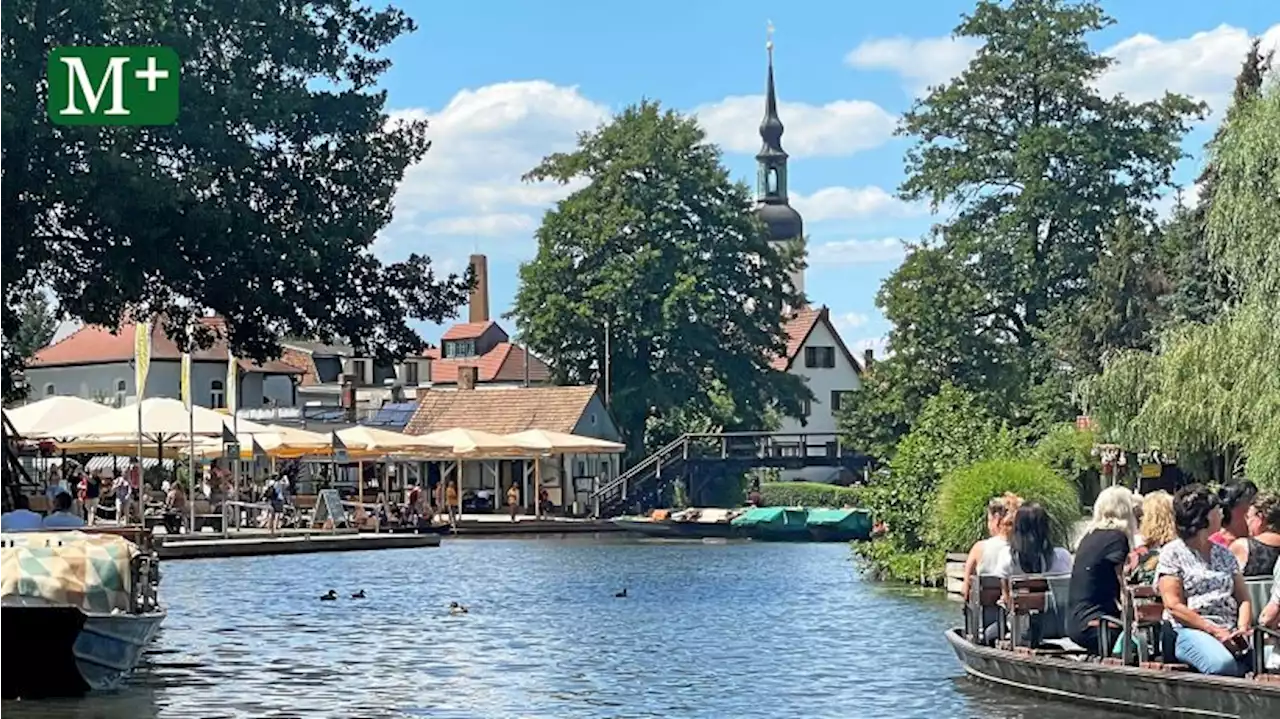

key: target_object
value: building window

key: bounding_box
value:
[349,359,368,385]
[44,383,56,397]
[210,380,225,408]
[444,339,477,358]
[804,346,836,369]
[767,167,779,195]
[800,398,811,417]
[402,361,420,386]
[115,379,127,407]
[831,390,852,413]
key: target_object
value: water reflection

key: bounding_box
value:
[5,538,1131,718]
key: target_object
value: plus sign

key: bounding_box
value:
[134,56,169,93]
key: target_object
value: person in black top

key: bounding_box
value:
[1069,486,1137,655]
[1230,492,1280,577]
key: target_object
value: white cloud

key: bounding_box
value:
[379,81,609,258]
[1152,181,1204,221]
[1098,23,1280,115]
[792,186,926,223]
[845,35,982,93]
[831,312,870,332]
[695,96,896,158]
[809,238,910,266]
[421,213,537,237]
[847,24,1280,117]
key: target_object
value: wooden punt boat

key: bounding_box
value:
[948,573,1280,718]
[945,627,1280,718]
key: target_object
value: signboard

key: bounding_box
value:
[311,489,347,528]
[1140,463,1163,479]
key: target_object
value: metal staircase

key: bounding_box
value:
[590,431,868,518]
[2,412,38,511]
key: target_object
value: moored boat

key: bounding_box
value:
[1,527,165,699]
[804,508,873,541]
[730,507,809,541]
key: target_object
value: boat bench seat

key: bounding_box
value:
[1100,657,1191,671]
[1255,674,1280,685]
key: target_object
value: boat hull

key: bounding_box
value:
[945,628,1280,718]
[611,518,737,539]
[1,603,165,698]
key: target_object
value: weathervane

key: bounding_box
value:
[766,20,775,58]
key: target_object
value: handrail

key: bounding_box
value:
[590,434,689,500]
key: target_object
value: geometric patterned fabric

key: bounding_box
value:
[1,531,137,613]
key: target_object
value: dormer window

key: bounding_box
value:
[767,168,779,195]
[445,339,477,358]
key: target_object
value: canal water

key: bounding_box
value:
[5,537,1133,719]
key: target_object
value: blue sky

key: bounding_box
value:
[369,0,1278,356]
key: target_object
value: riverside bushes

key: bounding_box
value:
[759,482,863,508]
[932,459,1080,557]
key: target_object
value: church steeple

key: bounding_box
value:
[754,22,805,296]
[757,21,789,204]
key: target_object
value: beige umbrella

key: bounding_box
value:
[503,429,625,454]
[7,396,114,438]
[333,426,451,522]
[502,430,625,520]
[57,397,254,442]
[413,428,530,521]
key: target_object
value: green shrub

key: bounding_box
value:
[759,482,863,508]
[852,536,947,586]
[932,458,1081,554]
[1032,422,1101,504]
[865,384,1020,550]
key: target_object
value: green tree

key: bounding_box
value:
[509,102,809,457]
[1163,40,1273,327]
[10,293,58,361]
[1046,216,1171,378]
[2,1,470,390]
[842,0,1201,457]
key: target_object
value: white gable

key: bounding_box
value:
[778,316,862,436]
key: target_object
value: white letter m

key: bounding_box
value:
[59,56,131,116]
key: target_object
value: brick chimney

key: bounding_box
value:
[457,365,478,390]
[469,254,489,323]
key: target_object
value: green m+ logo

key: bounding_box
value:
[47,47,179,126]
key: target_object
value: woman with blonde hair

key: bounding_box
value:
[960,492,1022,601]
[1067,486,1137,654]
[1130,491,1176,586]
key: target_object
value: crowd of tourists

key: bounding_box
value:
[964,481,1280,676]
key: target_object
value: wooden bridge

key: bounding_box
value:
[589,431,869,518]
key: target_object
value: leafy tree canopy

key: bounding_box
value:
[509,101,809,456]
[10,293,58,361]
[840,0,1201,458]
[2,0,470,389]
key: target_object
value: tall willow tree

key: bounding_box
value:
[1086,83,1280,487]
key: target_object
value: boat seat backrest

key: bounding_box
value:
[1009,577,1050,614]
[976,575,1003,607]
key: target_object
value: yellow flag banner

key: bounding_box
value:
[226,355,238,413]
[133,321,151,402]
[180,353,192,409]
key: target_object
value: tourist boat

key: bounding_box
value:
[946,574,1280,718]
[804,508,873,541]
[1,527,165,698]
[945,628,1280,718]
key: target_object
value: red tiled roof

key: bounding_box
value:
[771,306,864,374]
[771,307,823,371]
[31,318,302,375]
[423,347,441,360]
[441,321,504,342]
[405,385,600,435]
[430,342,552,385]
[279,347,319,386]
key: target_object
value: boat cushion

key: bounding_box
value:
[1,532,138,613]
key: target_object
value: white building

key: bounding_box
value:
[773,306,868,482]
